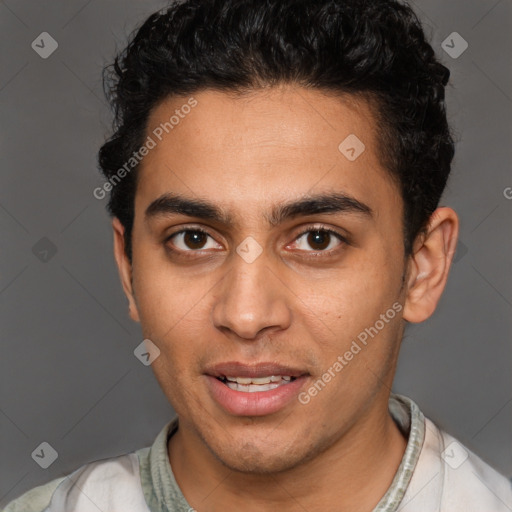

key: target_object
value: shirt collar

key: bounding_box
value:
[372,393,426,511]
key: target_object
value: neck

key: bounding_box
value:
[168,395,408,512]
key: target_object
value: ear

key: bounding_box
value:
[112,217,140,323]
[403,207,459,323]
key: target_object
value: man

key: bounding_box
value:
[5,0,512,511]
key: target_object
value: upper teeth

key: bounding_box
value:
[225,375,292,385]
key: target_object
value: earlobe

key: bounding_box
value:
[112,217,140,323]
[403,207,459,323]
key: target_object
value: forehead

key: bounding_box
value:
[136,86,400,224]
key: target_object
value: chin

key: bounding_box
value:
[202,427,321,475]
[215,445,305,474]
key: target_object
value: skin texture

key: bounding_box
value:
[113,85,459,511]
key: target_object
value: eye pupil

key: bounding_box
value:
[307,230,330,250]
[184,231,207,249]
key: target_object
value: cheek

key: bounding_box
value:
[296,248,401,345]
[131,247,204,336]
[130,251,221,374]
[130,270,189,380]
[134,277,210,411]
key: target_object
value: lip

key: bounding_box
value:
[204,361,309,416]
[205,361,307,379]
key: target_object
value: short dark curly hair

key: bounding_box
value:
[98,0,454,262]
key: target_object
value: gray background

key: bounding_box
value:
[1,0,511,506]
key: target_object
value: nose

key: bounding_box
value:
[212,249,292,340]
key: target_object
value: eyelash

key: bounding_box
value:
[164,225,348,257]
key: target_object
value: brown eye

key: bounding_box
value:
[183,231,208,249]
[167,229,222,252]
[306,230,331,250]
[291,228,346,253]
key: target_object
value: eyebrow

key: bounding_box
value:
[144,192,373,227]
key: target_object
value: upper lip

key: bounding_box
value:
[205,361,309,378]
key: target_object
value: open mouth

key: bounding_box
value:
[216,375,297,392]
[206,366,308,415]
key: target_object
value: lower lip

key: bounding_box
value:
[205,375,308,416]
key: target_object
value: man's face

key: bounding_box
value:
[127,86,408,473]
